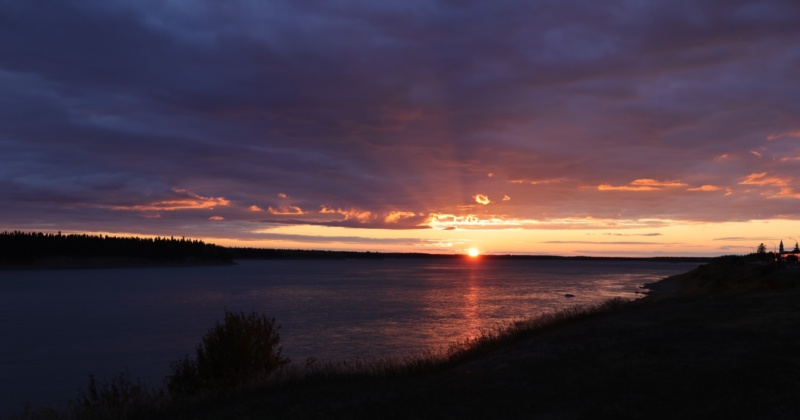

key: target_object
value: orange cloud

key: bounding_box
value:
[750,150,762,158]
[99,188,230,211]
[268,205,306,215]
[209,216,225,221]
[767,131,800,140]
[474,194,491,205]
[773,188,800,199]
[599,179,687,192]
[320,207,374,222]
[509,178,565,185]
[384,211,416,223]
[739,172,790,187]
[598,184,657,191]
[249,205,264,212]
[428,213,671,231]
[502,195,511,201]
[630,179,687,187]
[278,193,288,199]
[687,185,722,192]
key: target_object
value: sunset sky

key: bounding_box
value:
[2,1,799,256]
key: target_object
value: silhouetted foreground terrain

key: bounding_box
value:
[10,256,800,419]
[0,231,232,268]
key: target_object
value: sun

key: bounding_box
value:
[467,248,480,258]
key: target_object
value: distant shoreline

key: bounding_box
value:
[227,246,715,262]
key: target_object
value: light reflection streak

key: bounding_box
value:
[462,263,482,340]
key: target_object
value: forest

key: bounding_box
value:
[0,231,232,266]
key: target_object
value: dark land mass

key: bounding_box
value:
[156,257,800,420]
[0,231,233,269]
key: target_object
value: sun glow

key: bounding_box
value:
[467,248,480,258]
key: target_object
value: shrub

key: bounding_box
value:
[166,310,290,397]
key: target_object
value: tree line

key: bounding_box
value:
[0,231,231,264]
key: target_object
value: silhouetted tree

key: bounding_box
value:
[757,243,767,254]
[0,231,231,265]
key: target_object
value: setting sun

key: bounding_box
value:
[467,248,480,258]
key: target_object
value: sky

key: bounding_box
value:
[2,0,800,257]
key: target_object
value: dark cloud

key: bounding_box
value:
[1,0,799,245]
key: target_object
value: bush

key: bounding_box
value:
[166,310,290,397]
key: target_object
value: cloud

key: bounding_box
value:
[208,215,225,221]
[598,179,687,191]
[262,207,431,230]
[320,207,374,222]
[687,185,722,192]
[252,232,425,246]
[474,194,491,205]
[543,240,678,245]
[630,179,688,188]
[768,131,800,140]
[384,211,417,223]
[509,178,565,185]
[267,206,306,215]
[773,188,800,199]
[90,188,229,212]
[739,173,790,187]
[602,233,663,237]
